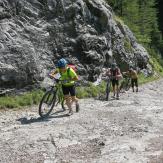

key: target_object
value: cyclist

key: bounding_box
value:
[123,66,138,92]
[49,58,79,116]
[106,63,122,99]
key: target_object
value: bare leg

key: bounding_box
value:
[71,96,78,104]
[113,86,116,97]
[64,95,73,114]
[71,96,79,112]
[132,87,135,92]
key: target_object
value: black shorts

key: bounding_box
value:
[131,79,138,87]
[62,85,76,96]
[112,79,119,87]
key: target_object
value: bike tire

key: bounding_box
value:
[125,79,131,91]
[105,81,111,101]
[125,84,130,91]
[39,90,56,118]
[119,78,130,92]
[119,82,124,93]
[76,103,80,112]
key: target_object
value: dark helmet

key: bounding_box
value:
[129,65,134,71]
[111,63,117,69]
[57,58,67,68]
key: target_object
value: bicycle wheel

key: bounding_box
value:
[39,89,56,118]
[105,80,111,101]
[55,91,65,111]
[119,81,125,93]
[120,78,130,92]
[125,79,131,91]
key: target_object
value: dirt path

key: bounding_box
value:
[0,79,163,163]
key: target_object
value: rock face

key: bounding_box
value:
[0,0,149,88]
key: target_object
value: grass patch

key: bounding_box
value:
[0,82,107,109]
[0,70,162,109]
[149,56,163,76]
[0,83,107,109]
[114,15,125,25]
[138,73,159,85]
[0,90,44,109]
[124,37,133,53]
[76,81,106,99]
[137,54,163,85]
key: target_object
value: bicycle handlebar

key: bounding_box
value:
[49,75,80,85]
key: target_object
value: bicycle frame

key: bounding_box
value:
[39,77,78,117]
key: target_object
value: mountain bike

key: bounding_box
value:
[119,74,131,92]
[97,76,111,101]
[105,76,111,101]
[39,78,64,118]
[39,78,79,118]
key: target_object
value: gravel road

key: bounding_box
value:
[0,79,163,163]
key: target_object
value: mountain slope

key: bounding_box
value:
[0,0,149,88]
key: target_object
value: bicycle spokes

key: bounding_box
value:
[39,90,56,117]
[45,94,53,105]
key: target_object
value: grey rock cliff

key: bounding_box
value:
[0,0,149,88]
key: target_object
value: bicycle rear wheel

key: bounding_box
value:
[119,81,124,93]
[39,89,56,118]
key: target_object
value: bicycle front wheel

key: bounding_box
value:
[39,90,56,118]
[125,79,131,91]
[119,81,125,93]
[105,81,111,101]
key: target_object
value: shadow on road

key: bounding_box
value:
[49,113,69,119]
[17,110,69,125]
[17,117,50,124]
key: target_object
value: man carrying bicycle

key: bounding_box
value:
[123,66,138,92]
[106,63,122,100]
[49,58,79,116]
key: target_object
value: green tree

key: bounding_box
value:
[106,0,163,64]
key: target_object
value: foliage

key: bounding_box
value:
[138,73,159,85]
[124,37,133,52]
[1,73,163,109]
[149,55,163,75]
[76,81,106,98]
[106,0,163,55]
[0,83,107,109]
[0,90,44,109]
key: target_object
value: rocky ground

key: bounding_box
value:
[0,79,163,163]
